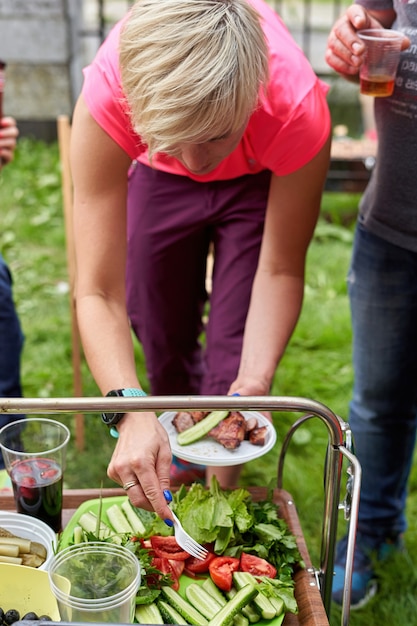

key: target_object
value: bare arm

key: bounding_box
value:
[229,134,332,396]
[70,95,172,521]
[325,4,409,81]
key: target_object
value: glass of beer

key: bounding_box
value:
[358,29,403,97]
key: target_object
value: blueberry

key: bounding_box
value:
[4,609,20,625]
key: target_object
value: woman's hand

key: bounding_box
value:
[228,379,272,423]
[0,116,18,166]
[106,411,174,521]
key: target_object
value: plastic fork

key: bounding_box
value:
[164,490,208,560]
[171,510,208,560]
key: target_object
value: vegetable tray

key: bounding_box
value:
[58,488,330,626]
[0,394,360,626]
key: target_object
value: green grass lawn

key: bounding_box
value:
[2,138,417,625]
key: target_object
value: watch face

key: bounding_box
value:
[102,411,119,425]
[102,390,124,425]
[107,390,121,398]
[101,389,146,426]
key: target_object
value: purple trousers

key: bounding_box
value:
[126,163,270,395]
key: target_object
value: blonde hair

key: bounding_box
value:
[119,0,269,158]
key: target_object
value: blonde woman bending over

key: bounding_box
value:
[70,0,331,522]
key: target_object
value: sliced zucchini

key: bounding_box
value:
[233,572,276,620]
[186,582,223,619]
[207,585,258,626]
[202,577,228,607]
[161,585,208,626]
[157,600,189,625]
[135,602,164,624]
[106,503,134,534]
[78,511,120,542]
[233,613,249,626]
[177,411,229,446]
[240,603,261,623]
[121,498,147,535]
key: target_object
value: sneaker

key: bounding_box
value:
[332,531,404,609]
[170,456,206,486]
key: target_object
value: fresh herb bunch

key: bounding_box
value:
[54,544,138,600]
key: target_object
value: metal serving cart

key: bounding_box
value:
[0,395,360,626]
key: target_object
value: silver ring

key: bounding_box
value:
[122,480,139,491]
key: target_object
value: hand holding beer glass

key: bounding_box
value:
[357,29,403,97]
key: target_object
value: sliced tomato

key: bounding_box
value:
[183,567,206,579]
[240,553,277,579]
[150,535,190,560]
[150,556,182,590]
[209,556,240,592]
[168,558,185,580]
[185,551,216,574]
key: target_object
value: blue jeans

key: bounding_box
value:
[0,254,25,469]
[348,223,417,540]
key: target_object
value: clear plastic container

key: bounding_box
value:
[48,542,141,623]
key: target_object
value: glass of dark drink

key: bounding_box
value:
[0,418,70,532]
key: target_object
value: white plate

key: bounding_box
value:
[159,411,277,466]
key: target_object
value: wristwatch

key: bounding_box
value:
[101,388,147,430]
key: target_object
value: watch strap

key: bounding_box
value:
[102,388,147,438]
[117,388,148,397]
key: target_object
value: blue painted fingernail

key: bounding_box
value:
[164,518,174,527]
[163,489,173,502]
[231,393,240,396]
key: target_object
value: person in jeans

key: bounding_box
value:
[0,115,25,471]
[325,1,413,608]
[70,0,331,521]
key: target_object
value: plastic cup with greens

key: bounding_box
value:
[47,541,141,623]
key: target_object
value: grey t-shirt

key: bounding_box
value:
[356,0,417,251]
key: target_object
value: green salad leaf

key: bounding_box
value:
[257,576,299,614]
[173,477,304,576]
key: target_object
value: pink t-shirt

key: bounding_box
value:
[82,0,330,182]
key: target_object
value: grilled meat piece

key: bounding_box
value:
[209,411,247,449]
[172,410,209,432]
[172,411,196,433]
[248,425,269,446]
[189,410,209,423]
[245,416,258,432]
[172,410,267,449]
